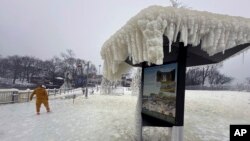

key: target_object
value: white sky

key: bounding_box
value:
[0,0,249,83]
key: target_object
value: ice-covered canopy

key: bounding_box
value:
[101,6,250,80]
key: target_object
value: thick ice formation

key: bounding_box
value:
[131,68,141,96]
[101,6,250,80]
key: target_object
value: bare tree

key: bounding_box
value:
[8,55,22,84]
[186,64,223,86]
[218,75,233,85]
[0,50,97,88]
[186,68,203,85]
[200,66,211,86]
[42,60,57,81]
[19,56,37,82]
[208,69,233,85]
[60,49,77,76]
[246,77,250,84]
[208,68,218,85]
[170,0,182,8]
[61,49,75,59]
[0,57,10,78]
[169,0,189,8]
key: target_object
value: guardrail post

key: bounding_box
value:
[11,91,15,104]
[27,90,30,102]
[11,91,18,103]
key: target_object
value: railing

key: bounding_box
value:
[0,89,19,104]
[18,90,32,103]
[0,88,75,104]
[101,87,125,95]
[47,88,74,96]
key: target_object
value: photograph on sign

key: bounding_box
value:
[142,63,177,124]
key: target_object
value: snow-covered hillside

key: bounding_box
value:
[0,90,250,141]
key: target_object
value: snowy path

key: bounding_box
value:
[0,90,250,141]
[184,90,250,141]
[0,94,137,141]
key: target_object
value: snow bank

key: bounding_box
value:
[101,6,250,80]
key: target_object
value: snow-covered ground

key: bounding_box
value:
[184,90,250,141]
[0,90,250,141]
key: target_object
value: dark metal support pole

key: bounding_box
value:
[175,42,188,126]
[169,42,188,141]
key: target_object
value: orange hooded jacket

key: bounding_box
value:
[30,86,48,101]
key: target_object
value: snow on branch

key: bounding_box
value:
[101,6,250,80]
[170,0,185,8]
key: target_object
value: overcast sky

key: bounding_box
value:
[0,0,249,83]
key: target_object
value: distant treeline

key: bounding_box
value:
[186,64,250,91]
[0,49,97,86]
[186,65,233,86]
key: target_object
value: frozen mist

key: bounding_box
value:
[0,90,250,141]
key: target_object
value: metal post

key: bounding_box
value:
[175,42,187,126]
[11,91,15,104]
[171,42,188,141]
[27,90,30,102]
[73,94,76,104]
[54,88,56,96]
[85,62,89,98]
[99,65,101,75]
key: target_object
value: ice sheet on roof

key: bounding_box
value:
[101,6,250,80]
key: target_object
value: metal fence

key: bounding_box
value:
[47,88,75,96]
[0,90,21,104]
[0,88,75,104]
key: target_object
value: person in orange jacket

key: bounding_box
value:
[30,84,50,115]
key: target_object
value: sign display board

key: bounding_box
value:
[142,63,178,124]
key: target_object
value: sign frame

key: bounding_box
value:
[141,42,187,127]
